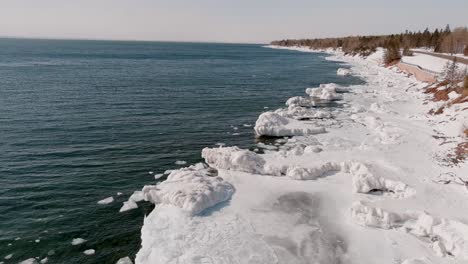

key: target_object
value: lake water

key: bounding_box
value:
[0,39,363,263]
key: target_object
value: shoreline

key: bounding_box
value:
[131,45,468,264]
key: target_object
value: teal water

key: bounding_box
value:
[0,39,363,263]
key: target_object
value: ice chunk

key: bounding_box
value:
[153,173,164,180]
[202,146,266,174]
[350,201,404,229]
[72,238,86,245]
[116,256,133,264]
[175,160,187,165]
[4,254,12,260]
[129,191,144,202]
[18,259,38,264]
[337,68,351,76]
[83,249,95,255]
[40,257,48,264]
[254,112,325,137]
[142,165,234,215]
[344,162,414,198]
[119,200,138,212]
[97,196,114,205]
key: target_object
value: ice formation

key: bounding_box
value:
[202,147,266,174]
[305,83,343,100]
[254,112,326,137]
[344,162,415,198]
[337,68,351,76]
[141,164,235,215]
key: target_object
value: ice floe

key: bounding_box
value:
[83,249,95,255]
[97,196,114,205]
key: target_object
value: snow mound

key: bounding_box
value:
[351,201,405,229]
[141,164,235,215]
[97,196,114,205]
[351,202,468,260]
[305,83,343,101]
[344,162,414,198]
[254,112,326,137]
[337,68,351,76]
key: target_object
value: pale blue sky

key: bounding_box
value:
[0,0,467,43]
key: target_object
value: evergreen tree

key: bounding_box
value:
[443,57,460,88]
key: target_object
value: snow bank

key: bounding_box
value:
[141,164,235,215]
[337,68,351,76]
[254,112,326,137]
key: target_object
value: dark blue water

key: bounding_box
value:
[0,39,363,263]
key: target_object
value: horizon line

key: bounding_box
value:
[0,35,267,45]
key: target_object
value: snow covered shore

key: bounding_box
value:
[130,45,468,264]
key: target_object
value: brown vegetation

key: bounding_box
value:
[271,25,468,56]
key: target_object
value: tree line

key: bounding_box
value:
[271,25,468,59]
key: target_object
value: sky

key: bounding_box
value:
[0,0,467,43]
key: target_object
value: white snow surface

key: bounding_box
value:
[134,46,468,264]
[401,53,467,73]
